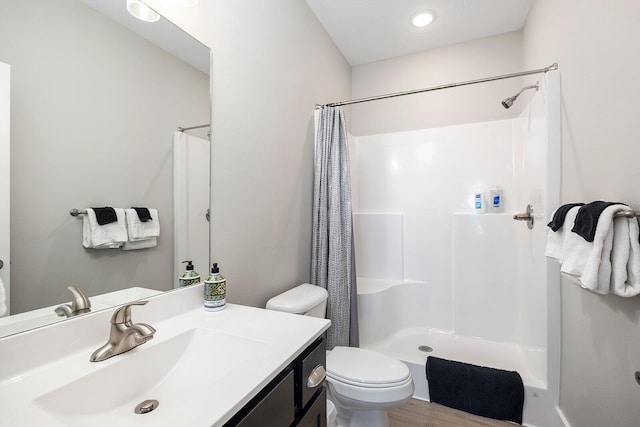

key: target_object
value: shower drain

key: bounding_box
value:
[418,345,433,353]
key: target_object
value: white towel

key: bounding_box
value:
[0,275,6,316]
[122,237,157,251]
[82,208,128,249]
[125,209,160,241]
[611,215,640,297]
[562,204,628,294]
[545,206,582,260]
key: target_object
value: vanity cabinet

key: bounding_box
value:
[225,337,326,427]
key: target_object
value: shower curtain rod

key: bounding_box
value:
[177,123,210,132]
[315,63,558,109]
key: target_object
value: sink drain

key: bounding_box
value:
[418,345,433,353]
[135,399,159,415]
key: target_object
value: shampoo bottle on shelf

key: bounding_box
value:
[490,185,504,212]
[179,260,200,287]
[204,263,226,312]
[474,188,486,213]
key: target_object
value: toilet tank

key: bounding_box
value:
[265,284,328,318]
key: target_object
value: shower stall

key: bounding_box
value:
[350,72,561,427]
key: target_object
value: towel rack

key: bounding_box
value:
[614,210,640,218]
[69,208,160,217]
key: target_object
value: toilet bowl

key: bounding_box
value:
[266,284,414,427]
[327,399,337,427]
[326,346,414,427]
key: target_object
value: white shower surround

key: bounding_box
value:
[352,73,561,427]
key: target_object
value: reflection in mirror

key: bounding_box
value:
[0,0,211,338]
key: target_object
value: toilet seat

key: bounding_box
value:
[326,346,411,388]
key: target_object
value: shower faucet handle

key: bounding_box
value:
[513,204,535,229]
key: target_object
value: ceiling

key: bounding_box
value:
[305,0,533,66]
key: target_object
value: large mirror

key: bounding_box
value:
[0,0,211,337]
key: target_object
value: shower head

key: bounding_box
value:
[501,96,517,109]
[501,82,539,109]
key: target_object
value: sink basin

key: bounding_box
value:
[34,328,266,426]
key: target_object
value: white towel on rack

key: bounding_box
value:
[125,209,160,241]
[0,275,7,317]
[122,237,157,251]
[611,215,640,297]
[562,204,628,294]
[545,206,581,260]
[82,208,128,249]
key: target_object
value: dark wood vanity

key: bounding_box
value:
[224,337,327,427]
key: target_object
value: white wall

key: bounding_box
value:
[1,0,209,314]
[0,63,9,316]
[147,0,352,308]
[523,1,640,426]
[350,31,527,136]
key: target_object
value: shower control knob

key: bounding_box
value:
[513,204,535,229]
[0,259,3,270]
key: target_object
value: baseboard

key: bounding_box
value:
[556,406,572,427]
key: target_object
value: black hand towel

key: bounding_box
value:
[571,201,623,242]
[91,207,118,225]
[132,207,152,222]
[547,203,585,231]
[426,356,524,424]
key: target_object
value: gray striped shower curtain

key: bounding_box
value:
[311,106,358,349]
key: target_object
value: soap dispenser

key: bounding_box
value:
[204,263,226,311]
[179,260,200,287]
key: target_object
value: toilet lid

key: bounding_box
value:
[326,347,411,387]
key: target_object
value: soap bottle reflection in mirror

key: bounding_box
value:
[179,260,201,287]
[204,263,226,312]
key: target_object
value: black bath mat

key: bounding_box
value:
[426,356,525,424]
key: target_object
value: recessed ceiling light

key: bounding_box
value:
[126,0,160,23]
[411,11,435,28]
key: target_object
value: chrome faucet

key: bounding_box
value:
[90,300,156,362]
[55,286,91,318]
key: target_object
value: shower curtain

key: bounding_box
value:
[311,106,358,349]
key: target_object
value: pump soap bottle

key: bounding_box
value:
[204,263,226,311]
[179,260,200,287]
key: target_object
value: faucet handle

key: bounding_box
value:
[111,300,149,325]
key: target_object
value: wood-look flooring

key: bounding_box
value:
[389,399,516,427]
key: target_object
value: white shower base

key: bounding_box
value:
[361,326,546,398]
[357,278,553,427]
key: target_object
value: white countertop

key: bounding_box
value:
[0,284,330,426]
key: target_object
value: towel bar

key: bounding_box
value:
[614,210,640,218]
[69,208,160,217]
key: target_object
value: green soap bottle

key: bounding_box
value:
[204,263,226,311]
[179,260,200,287]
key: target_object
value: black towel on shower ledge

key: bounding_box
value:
[426,356,525,424]
[91,207,117,225]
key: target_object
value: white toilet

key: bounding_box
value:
[266,284,414,427]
